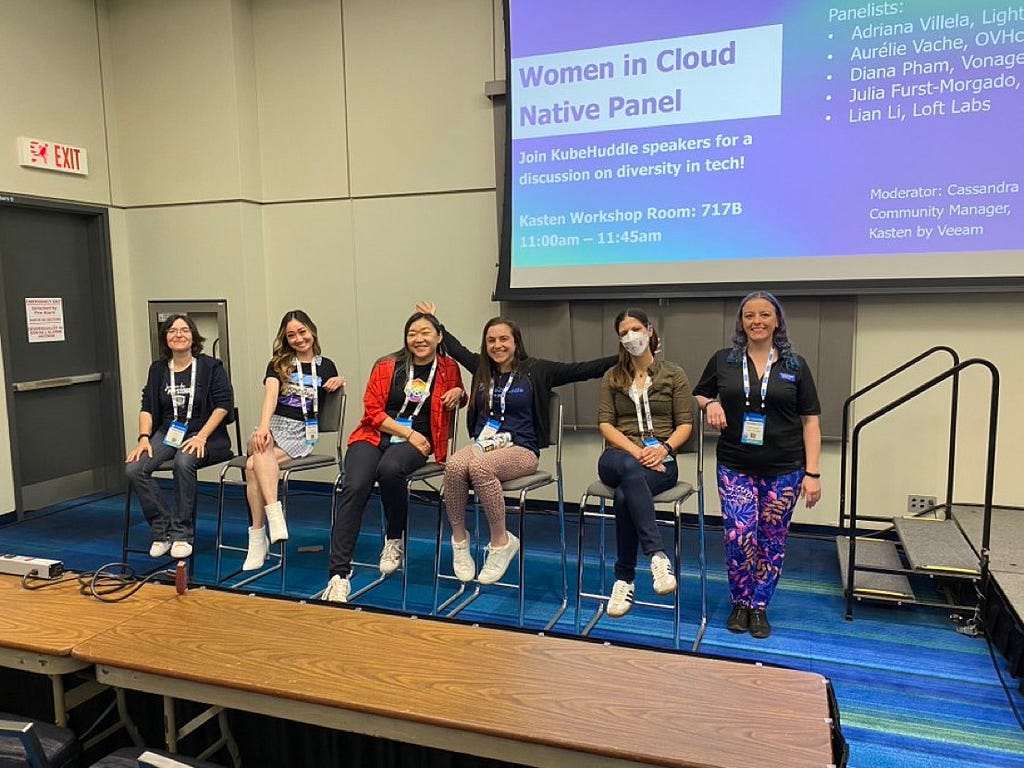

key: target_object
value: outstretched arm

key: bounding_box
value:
[415,301,479,372]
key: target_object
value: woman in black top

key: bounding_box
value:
[125,314,234,560]
[243,310,344,571]
[418,301,616,587]
[693,292,821,639]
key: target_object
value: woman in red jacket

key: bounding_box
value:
[322,312,464,602]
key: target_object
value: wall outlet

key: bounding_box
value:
[907,494,938,513]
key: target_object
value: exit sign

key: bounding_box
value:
[17,136,88,176]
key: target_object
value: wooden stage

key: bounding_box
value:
[1,575,839,767]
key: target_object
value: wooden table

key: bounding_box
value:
[0,573,176,727]
[73,588,835,768]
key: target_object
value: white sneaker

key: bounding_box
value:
[149,540,171,558]
[379,538,404,575]
[242,526,269,571]
[478,532,519,585]
[322,574,351,603]
[265,500,288,543]
[169,541,193,559]
[606,580,635,618]
[451,534,475,582]
[650,552,677,596]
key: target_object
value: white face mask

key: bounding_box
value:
[620,329,650,357]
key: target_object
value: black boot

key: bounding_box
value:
[726,604,749,633]
[749,609,771,639]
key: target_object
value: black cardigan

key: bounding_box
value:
[440,325,615,449]
[140,354,234,454]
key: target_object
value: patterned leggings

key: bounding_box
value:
[717,465,804,610]
[443,444,539,531]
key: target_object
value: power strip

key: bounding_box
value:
[0,554,64,579]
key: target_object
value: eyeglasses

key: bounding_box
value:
[167,328,192,337]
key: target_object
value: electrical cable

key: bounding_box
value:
[20,562,174,602]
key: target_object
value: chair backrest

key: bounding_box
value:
[229,405,243,455]
[549,391,564,468]
[319,388,346,461]
[676,396,703,456]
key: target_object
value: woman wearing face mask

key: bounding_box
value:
[243,310,345,571]
[596,309,693,618]
[322,312,465,603]
[416,301,617,587]
[693,291,821,639]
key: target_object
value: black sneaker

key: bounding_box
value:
[726,604,749,633]
[749,609,772,639]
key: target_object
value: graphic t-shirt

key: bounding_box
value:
[158,366,194,430]
[265,357,339,422]
[385,361,435,441]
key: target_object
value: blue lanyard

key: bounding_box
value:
[741,349,774,410]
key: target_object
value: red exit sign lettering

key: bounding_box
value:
[18,136,89,176]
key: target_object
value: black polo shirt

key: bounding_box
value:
[693,348,821,476]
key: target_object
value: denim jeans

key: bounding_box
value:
[597,447,678,582]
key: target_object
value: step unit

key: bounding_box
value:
[894,516,981,577]
[836,536,915,601]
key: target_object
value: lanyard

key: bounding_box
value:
[742,349,774,409]
[168,358,197,424]
[294,357,319,419]
[629,377,655,437]
[398,357,437,419]
[487,373,516,422]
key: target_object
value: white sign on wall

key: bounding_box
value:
[25,298,66,343]
[17,136,88,176]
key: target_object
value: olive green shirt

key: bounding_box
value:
[598,359,694,448]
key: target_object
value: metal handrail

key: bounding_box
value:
[838,347,959,531]
[845,358,999,620]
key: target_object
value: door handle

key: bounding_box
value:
[11,373,103,392]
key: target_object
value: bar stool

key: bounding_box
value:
[575,401,707,651]
[339,409,460,610]
[435,393,569,630]
[121,408,242,576]
[214,389,345,592]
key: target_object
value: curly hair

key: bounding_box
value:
[270,310,322,383]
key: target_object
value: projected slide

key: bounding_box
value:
[505,0,1024,292]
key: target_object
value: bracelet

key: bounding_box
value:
[662,441,676,457]
[138,433,150,441]
[804,471,821,479]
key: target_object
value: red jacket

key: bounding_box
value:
[348,355,464,461]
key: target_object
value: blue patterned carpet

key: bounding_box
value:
[3,483,1023,768]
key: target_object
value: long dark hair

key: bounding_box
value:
[157,314,204,360]
[471,317,528,398]
[390,312,443,376]
[727,291,800,370]
[271,310,322,383]
[608,308,661,390]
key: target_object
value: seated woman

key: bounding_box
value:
[418,301,617,586]
[125,313,234,560]
[243,310,344,570]
[596,308,693,618]
[322,312,464,603]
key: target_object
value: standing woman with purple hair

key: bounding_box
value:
[693,292,821,639]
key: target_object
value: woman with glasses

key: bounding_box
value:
[242,310,345,571]
[125,313,235,559]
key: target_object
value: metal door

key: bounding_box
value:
[0,196,124,517]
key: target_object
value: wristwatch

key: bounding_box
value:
[662,441,676,457]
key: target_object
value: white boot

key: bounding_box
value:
[242,526,269,571]
[265,500,288,543]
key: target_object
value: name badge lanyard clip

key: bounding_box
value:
[164,359,197,448]
[631,379,672,461]
[741,349,774,445]
[478,373,515,442]
[392,358,437,442]
[297,356,319,445]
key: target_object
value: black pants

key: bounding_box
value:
[328,439,427,577]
